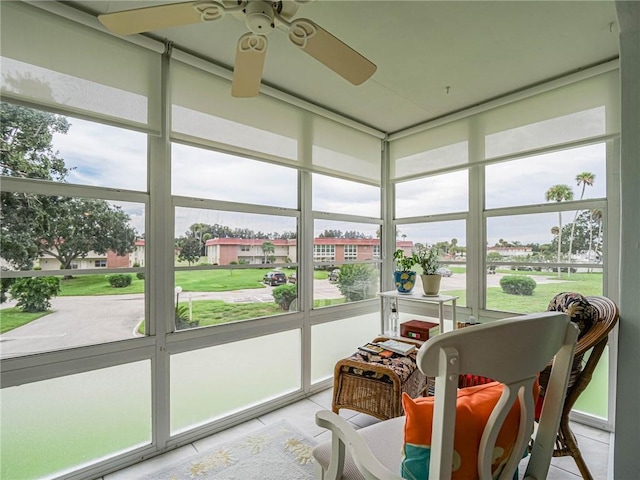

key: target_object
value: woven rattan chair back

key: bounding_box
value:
[538,295,619,480]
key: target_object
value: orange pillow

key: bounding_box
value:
[401,381,539,479]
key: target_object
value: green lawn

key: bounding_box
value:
[0,308,50,334]
[442,272,603,313]
[57,268,306,296]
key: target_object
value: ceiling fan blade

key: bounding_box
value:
[232,33,268,98]
[98,1,207,36]
[288,18,376,85]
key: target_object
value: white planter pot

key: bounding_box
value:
[421,274,442,296]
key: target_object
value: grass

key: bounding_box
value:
[57,268,306,296]
[442,272,603,313]
[0,308,50,334]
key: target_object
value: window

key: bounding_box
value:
[173,207,298,330]
[0,104,148,358]
[373,245,380,258]
[313,244,335,261]
[485,144,606,209]
[344,245,358,260]
[395,220,467,306]
[396,169,469,218]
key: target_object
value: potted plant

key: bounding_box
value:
[393,249,418,294]
[416,245,441,296]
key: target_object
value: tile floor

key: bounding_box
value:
[104,388,611,479]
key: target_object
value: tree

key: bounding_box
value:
[261,241,275,263]
[545,184,574,277]
[336,264,379,302]
[1,103,137,271]
[567,172,595,277]
[177,236,202,266]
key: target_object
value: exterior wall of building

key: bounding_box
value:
[107,251,130,268]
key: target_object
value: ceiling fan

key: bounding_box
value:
[98,0,377,97]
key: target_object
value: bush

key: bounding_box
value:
[272,284,297,310]
[1,268,15,303]
[175,304,199,330]
[499,275,537,296]
[107,274,132,288]
[337,264,379,302]
[10,276,61,312]
[136,272,145,280]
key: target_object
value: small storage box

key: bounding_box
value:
[400,319,439,341]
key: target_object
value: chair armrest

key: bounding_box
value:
[315,410,403,480]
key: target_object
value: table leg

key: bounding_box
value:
[452,299,457,330]
[439,302,444,332]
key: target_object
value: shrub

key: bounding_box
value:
[175,304,199,330]
[136,272,145,280]
[499,275,537,296]
[272,284,297,310]
[1,267,15,303]
[107,274,132,288]
[337,264,379,302]
[10,276,61,312]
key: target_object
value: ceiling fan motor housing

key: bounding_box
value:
[245,0,275,34]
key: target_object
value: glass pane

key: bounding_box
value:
[0,272,146,358]
[170,330,301,434]
[312,173,380,216]
[486,213,604,313]
[2,103,147,191]
[313,220,380,307]
[485,143,606,209]
[396,170,468,218]
[175,208,297,257]
[173,208,297,330]
[0,194,144,272]
[395,221,467,305]
[487,212,604,268]
[574,345,609,418]
[311,313,380,383]
[172,144,297,208]
[0,361,151,479]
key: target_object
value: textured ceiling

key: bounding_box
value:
[67,0,619,134]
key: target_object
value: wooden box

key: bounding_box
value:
[400,319,439,341]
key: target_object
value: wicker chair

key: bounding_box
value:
[537,295,619,480]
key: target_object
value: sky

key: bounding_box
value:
[52,116,606,247]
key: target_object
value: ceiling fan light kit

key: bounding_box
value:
[98,0,377,98]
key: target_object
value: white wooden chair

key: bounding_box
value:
[313,311,578,480]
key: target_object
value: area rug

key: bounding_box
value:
[139,420,318,479]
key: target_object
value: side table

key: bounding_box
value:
[332,336,429,420]
[378,290,459,336]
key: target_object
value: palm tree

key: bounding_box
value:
[546,184,574,278]
[591,209,603,264]
[261,241,275,264]
[567,172,595,276]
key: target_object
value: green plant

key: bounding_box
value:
[499,275,537,296]
[272,284,297,310]
[336,264,379,302]
[416,245,440,275]
[175,304,199,330]
[10,276,61,312]
[106,274,132,288]
[393,249,418,271]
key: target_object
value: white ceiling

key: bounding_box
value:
[67,0,619,134]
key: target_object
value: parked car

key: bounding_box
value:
[263,271,287,286]
[288,273,297,284]
[437,267,453,277]
[328,269,340,282]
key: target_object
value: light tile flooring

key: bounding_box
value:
[104,388,611,479]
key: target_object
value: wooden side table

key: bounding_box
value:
[332,336,429,420]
